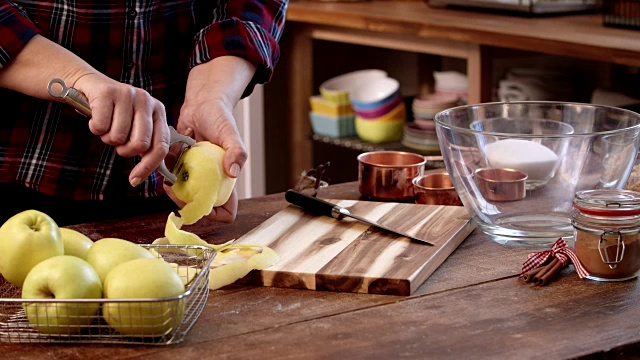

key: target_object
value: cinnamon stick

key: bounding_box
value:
[522,266,544,282]
[532,258,559,282]
[535,260,566,286]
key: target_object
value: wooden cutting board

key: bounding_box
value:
[235,199,475,296]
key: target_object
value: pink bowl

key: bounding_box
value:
[414,118,436,131]
[353,94,402,119]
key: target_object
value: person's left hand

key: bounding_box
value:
[163,93,247,223]
[163,57,255,223]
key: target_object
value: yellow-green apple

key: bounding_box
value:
[60,228,94,260]
[102,257,185,336]
[22,255,102,334]
[0,209,64,287]
[86,238,155,283]
[170,142,237,225]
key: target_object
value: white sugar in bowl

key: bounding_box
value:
[485,139,559,189]
[471,117,574,190]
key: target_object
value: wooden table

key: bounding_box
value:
[279,1,640,187]
[4,182,640,359]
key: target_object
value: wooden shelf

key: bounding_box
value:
[273,1,640,190]
[311,134,437,154]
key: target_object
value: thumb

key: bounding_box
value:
[222,144,247,178]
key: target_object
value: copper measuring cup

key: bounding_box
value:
[412,172,463,206]
[474,168,527,201]
[357,151,426,201]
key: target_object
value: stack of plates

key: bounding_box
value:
[401,123,441,153]
[404,93,459,153]
[411,94,460,129]
[411,93,460,130]
[433,71,468,104]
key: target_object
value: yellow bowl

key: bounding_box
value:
[309,95,353,117]
[319,88,350,103]
[355,117,405,144]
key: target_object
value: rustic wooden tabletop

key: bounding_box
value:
[2,182,639,359]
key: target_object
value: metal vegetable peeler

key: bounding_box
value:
[47,78,195,184]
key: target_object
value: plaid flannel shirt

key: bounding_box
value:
[0,0,287,200]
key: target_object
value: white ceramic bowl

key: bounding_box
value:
[350,77,400,110]
[319,69,388,103]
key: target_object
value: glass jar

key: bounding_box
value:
[571,189,640,281]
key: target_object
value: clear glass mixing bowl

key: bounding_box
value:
[435,101,640,248]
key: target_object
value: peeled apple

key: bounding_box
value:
[164,139,279,291]
[171,141,237,225]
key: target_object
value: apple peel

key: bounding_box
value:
[164,212,234,251]
[162,212,280,290]
[209,245,279,290]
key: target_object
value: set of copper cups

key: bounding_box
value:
[357,151,463,206]
[357,151,527,205]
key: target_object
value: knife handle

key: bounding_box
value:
[285,190,341,218]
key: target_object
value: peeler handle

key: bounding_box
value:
[47,78,92,117]
[47,78,195,185]
[285,190,344,219]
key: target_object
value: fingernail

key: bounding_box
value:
[230,163,240,177]
[130,177,142,187]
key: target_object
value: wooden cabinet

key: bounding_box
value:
[263,1,640,194]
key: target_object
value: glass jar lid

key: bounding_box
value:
[573,189,640,217]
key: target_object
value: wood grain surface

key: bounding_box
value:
[2,182,640,359]
[235,199,474,295]
[286,1,640,67]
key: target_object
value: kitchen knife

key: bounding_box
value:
[285,189,434,246]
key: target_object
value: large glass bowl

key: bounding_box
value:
[435,102,640,248]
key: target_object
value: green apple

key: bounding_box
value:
[171,141,237,225]
[85,238,156,283]
[60,228,94,260]
[102,257,185,336]
[0,209,64,287]
[22,255,102,334]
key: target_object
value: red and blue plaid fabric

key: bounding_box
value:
[0,0,287,200]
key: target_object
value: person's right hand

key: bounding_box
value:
[72,74,170,187]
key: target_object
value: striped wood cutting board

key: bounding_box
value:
[235,199,475,296]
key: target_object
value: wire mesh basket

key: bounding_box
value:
[0,244,215,345]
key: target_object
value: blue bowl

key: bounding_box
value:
[309,112,356,138]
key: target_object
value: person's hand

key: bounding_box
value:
[73,74,170,187]
[161,57,254,223]
[0,35,169,187]
[163,97,247,223]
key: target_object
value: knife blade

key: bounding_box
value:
[285,189,434,246]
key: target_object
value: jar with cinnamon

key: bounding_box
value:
[571,189,640,281]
